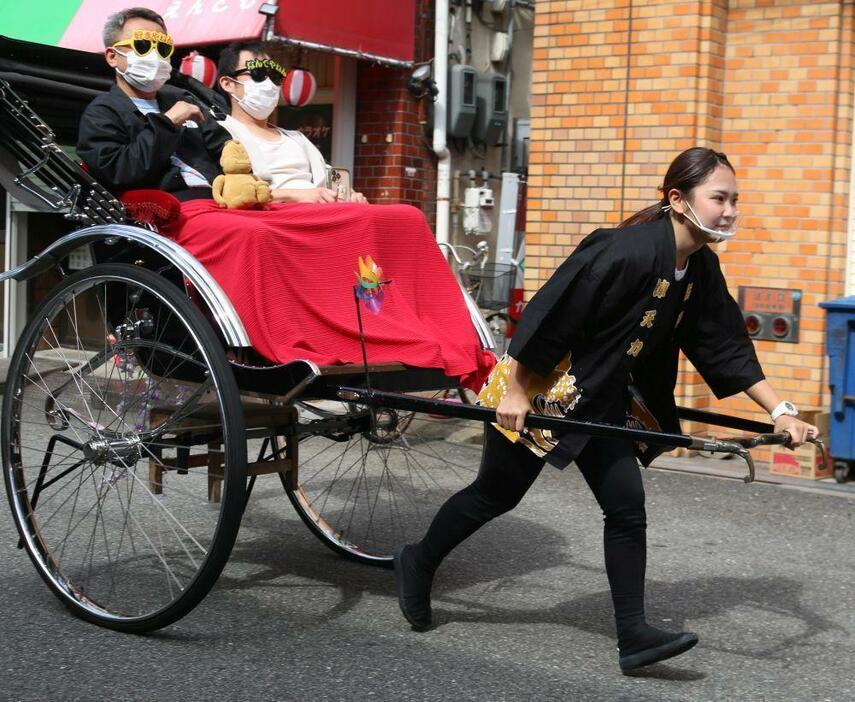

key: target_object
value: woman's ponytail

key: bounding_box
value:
[620,202,667,228]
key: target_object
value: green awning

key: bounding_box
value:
[0,1,266,53]
[0,0,85,47]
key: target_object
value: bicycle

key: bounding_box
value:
[440,241,522,356]
[481,247,524,356]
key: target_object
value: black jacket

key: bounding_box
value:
[77,84,228,200]
[508,216,765,468]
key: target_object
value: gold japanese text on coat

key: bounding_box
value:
[640,310,656,328]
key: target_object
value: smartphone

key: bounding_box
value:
[325,167,352,202]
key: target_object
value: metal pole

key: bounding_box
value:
[352,289,373,396]
[433,0,451,248]
[337,386,762,482]
[338,386,693,448]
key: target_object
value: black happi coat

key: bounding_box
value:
[77,84,229,200]
[508,216,765,469]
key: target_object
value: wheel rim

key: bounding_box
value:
[3,268,243,625]
[285,390,481,564]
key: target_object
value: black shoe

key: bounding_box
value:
[618,627,698,671]
[393,544,433,631]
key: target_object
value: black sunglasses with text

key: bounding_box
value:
[229,58,285,86]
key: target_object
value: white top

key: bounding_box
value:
[219,115,327,190]
[674,260,689,282]
[130,97,210,188]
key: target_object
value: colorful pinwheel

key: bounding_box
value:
[354,255,390,315]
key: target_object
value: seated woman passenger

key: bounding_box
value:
[215,41,367,204]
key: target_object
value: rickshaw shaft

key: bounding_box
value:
[337,387,694,448]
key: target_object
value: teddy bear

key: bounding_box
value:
[211,140,272,209]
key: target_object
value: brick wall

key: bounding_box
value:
[718,1,853,423]
[529,0,854,455]
[353,0,437,223]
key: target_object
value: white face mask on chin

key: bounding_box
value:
[236,78,280,120]
[116,49,172,93]
[684,200,738,241]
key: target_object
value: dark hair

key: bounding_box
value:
[102,7,167,47]
[215,40,269,101]
[620,147,735,227]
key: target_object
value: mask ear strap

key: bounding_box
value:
[225,77,243,97]
[683,200,700,225]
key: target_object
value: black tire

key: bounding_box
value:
[834,461,849,484]
[283,388,482,567]
[2,263,246,632]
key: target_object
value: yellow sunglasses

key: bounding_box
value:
[113,30,174,60]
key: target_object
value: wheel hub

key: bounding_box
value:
[368,407,407,444]
[374,408,399,431]
[82,436,143,466]
[114,309,154,341]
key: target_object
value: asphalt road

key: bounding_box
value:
[1,442,853,701]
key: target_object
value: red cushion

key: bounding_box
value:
[119,190,181,229]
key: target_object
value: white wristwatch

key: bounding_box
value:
[770,400,798,421]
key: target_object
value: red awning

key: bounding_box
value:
[58,0,267,54]
[56,0,416,66]
[274,0,415,65]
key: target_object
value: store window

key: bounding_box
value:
[270,48,336,162]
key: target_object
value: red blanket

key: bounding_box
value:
[172,200,495,389]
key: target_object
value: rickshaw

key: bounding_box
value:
[0,69,819,635]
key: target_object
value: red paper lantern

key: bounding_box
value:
[179,51,217,88]
[282,68,317,107]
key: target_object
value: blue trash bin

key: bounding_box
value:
[819,295,855,482]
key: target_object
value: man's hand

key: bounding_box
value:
[775,415,819,448]
[164,101,204,127]
[272,187,339,204]
[350,191,368,204]
[496,389,533,433]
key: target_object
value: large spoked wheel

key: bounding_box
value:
[2,263,246,632]
[283,388,482,567]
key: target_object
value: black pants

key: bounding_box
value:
[415,424,647,634]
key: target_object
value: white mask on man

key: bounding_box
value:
[115,49,172,93]
[236,78,280,120]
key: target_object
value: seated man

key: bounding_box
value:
[77,7,228,200]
